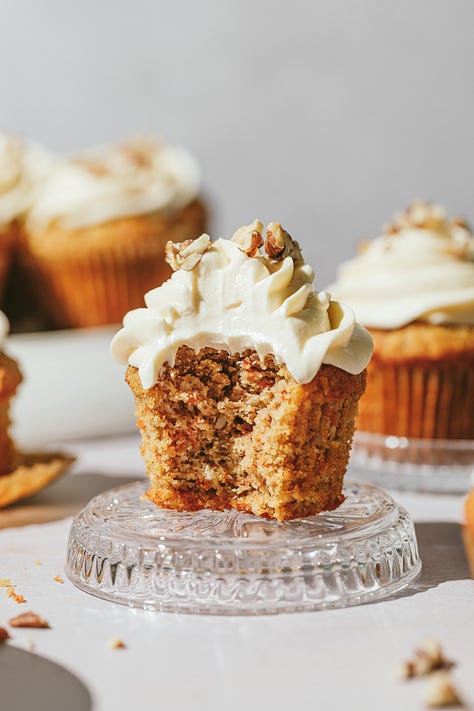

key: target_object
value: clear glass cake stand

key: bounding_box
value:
[350,431,474,494]
[66,481,421,615]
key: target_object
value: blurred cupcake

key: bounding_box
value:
[329,201,474,440]
[21,137,207,328]
[0,134,51,300]
[0,310,22,474]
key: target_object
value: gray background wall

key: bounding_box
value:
[2,0,473,286]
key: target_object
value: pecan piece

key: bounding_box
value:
[395,640,454,680]
[8,611,50,629]
[231,220,264,257]
[264,222,303,264]
[425,672,464,708]
[165,234,211,271]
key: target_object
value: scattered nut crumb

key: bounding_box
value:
[0,627,10,642]
[0,578,26,603]
[231,220,264,257]
[8,612,50,629]
[7,587,26,604]
[165,234,211,271]
[425,672,465,709]
[396,640,454,680]
[264,222,303,264]
[108,637,126,650]
[53,576,64,584]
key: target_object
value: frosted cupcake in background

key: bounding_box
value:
[112,221,373,521]
[20,136,207,329]
[329,201,474,440]
[0,134,52,300]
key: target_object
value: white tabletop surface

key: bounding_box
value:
[0,435,473,711]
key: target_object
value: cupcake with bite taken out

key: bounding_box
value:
[111,221,373,521]
[20,136,207,329]
[329,201,474,441]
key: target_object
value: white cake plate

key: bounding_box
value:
[350,431,474,494]
[65,481,421,615]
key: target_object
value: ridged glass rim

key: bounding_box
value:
[65,481,421,614]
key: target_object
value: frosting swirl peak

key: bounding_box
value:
[111,224,373,388]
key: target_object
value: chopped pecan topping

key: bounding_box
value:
[264,222,303,264]
[231,220,264,257]
[383,200,466,235]
[8,611,50,629]
[165,234,211,271]
[425,672,464,708]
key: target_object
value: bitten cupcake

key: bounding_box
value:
[21,137,206,328]
[111,222,373,521]
[0,134,51,300]
[329,201,474,440]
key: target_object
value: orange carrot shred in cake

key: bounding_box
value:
[112,221,373,521]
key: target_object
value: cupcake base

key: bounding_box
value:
[18,199,207,328]
[357,324,474,440]
[127,347,366,521]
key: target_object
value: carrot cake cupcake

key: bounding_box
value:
[0,134,51,302]
[329,201,474,439]
[111,221,373,521]
[21,136,206,328]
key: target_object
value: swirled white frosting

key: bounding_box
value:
[111,236,373,388]
[0,135,52,227]
[27,137,200,230]
[329,219,474,329]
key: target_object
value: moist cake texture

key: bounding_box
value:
[127,347,366,520]
[113,222,373,520]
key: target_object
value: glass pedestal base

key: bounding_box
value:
[66,481,421,615]
[350,432,474,493]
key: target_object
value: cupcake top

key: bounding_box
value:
[111,221,373,388]
[328,201,474,330]
[27,137,201,231]
[0,134,52,227]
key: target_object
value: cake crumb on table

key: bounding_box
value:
[53,576,64,584]
[8,611,50,628]
[108,637,126,650]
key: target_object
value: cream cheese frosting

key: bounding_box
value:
[328,202,474,330]
[0,134,52,227]
[111,224,373,388]
[27,137,201,230]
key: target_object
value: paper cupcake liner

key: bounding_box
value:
[357,359,474,440]
[19,201,207,329]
